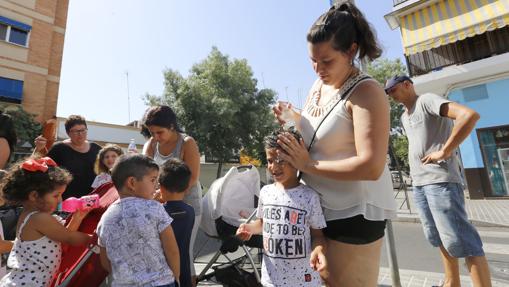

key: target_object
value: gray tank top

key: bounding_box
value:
[153,133,202,215]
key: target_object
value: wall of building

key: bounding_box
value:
[448,76,509,197]
[449,77,509,168]
[0,0,68,122]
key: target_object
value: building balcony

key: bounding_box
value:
[406,26,509,77]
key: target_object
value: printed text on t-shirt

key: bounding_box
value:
[262,204,307,259]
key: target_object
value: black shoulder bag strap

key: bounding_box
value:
[298,75,371,179]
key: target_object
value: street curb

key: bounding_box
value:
[394,214,509,228]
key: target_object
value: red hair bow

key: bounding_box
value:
[21,157,57,172]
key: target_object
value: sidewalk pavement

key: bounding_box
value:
[394,186,509,227]
[378,267,509,287]
[195,264,509,286]
[195,187,509,286]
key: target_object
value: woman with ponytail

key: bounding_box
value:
[273,2,397,286]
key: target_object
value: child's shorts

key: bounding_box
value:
[413,182,484,258]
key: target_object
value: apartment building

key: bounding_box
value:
[0,0,69,122]
[385,0,509,198]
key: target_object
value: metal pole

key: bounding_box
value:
[385,220,402,287]
[126,71,131,123]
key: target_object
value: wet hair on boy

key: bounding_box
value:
[264,127,302,151]
[159,158,191,193]
[110,154,159,191]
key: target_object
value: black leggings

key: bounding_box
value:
[323,215,386,245]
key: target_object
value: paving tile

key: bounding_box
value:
[394,187,509,227]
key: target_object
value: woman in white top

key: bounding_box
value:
[274,3,397,286]
[142,105,202,287]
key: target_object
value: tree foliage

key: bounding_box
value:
[391,134,409,172]
[0,104,41,148]
[145,47,278,177]
[367,58,407,133]
[367,58,409,171]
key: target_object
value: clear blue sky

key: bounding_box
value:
[57,0,403,125]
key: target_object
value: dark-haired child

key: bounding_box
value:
[236,128,327,287]
[0,157,92,286]
[159,158,194,287]
[97,154,180,287]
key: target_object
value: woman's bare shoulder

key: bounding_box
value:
[182,135,199,152]
[182,134,195,142]
[348,80,387,106]
[0,137,8,147]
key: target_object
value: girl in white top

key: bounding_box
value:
[0,157,91,287]
[92,144,124,189]
[274,3,396,286]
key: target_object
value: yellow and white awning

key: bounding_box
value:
[400,0,509,55]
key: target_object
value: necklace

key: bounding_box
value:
[306,68,364,117]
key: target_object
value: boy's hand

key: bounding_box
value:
[153,189,164,203]
[236,224,253,241]
[310,247,327,272]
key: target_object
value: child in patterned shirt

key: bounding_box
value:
[97,154,180,287]
[236,128,327,287]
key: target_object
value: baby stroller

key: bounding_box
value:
[49,182,119,287]
[198,165,263,286]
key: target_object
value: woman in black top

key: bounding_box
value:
[0,112,16,169]
[34,115,101,199]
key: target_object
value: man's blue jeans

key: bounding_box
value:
[413,182,484,257]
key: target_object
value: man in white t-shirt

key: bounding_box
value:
[386,75,491,287]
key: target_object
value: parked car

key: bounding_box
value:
[390,170,412,189]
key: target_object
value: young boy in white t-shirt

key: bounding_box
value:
[236,128,327,287]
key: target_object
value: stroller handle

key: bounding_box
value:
[245,209,257,223]
[236,165,254,171]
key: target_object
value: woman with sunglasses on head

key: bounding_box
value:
[273,3,397,286]
[34,115,101,199]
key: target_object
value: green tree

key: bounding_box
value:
[367,58,407,132]
[392,135,409,172]
[367,58,409,171]
[146,47,278,178]
[0,104,41,148]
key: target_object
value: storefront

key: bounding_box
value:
[477,125,509,197]
[448,77,509,198]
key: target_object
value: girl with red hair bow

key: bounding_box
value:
[0,157,92,286]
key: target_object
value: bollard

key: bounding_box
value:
[385,219,402,287]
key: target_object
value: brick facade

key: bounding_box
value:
[0,0,69,122]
